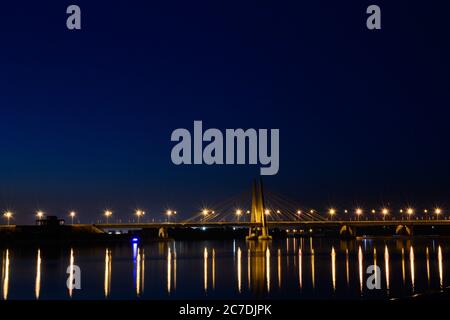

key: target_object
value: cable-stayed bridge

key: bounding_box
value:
[94,180,450,239]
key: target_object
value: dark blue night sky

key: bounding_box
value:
[1,1,449,223]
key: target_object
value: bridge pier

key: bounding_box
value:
[158,227,169,239]
[246,179,272,241]
[395,224,413,236]
[339,225,356,239]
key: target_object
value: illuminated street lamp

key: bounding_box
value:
[235,209,242,222]
[3,211,12,226]
[36,211,44,219]
[356,208,363,221]
[435,208,442,219]
[382,208,389,220]
[104,210,112,224]
[166,209,175,222]
[69,211,76,224]
[136,209,145,223]
[202,209,209,222]
[265,209,270,215]
[407,208,414,220]
[329,208,336,220]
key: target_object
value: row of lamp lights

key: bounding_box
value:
[99,209,179,223]
[2,210,80,226]
[325,207,443,219]
[98,209,179,223]
[201,209,251,220]
[207,207,444,219]
[1,209,179,225]
[2,207,444,225]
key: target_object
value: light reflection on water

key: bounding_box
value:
[68,249,74,298]
[438,245,443,289]
[203,247,208,293]
[0,237,449,300]
[2,249,9,300]
[410,246,415,292]
[384,245,390,292]
[358,245,363,293]
[104,248,111,298]
[331,246,336,292]
[35,249,41,299]
[167,247,171,294]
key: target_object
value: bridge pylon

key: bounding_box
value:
[246,179,272,241]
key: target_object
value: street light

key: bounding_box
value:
[166,210,173,222]
[407,208,414,220]
[424,209,429,220]
[3,211,12,226]
[104,210,112,224]
[435,208,442,219]
[136,210,145,223]
[329,208,336,220]
[356,208,363,221]
[265,209,270,215]
[69,211,76,224]
[235,209,242,221]
[382,208,389,220]
[202,209,209,222]
[36,211,44,219]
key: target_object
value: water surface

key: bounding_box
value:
[1,237,448,300]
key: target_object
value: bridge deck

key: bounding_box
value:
[94,220,450,229]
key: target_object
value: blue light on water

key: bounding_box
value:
[132,242,138,260]
[132,237,139,243]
